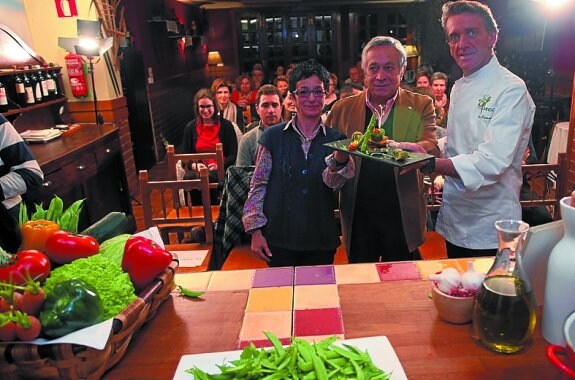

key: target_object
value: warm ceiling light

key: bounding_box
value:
[544,0,568,8]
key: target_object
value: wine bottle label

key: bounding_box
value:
[34,83,42,99]
[47,79,55,91]
[16,83,25,94]
[41,81,49,97]
[0,88,7,105]
[25,87,35,104]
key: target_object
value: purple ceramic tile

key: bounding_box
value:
[252,267,294,288]
[376,262,421,281]
[294,266,336,286]
[293,308,344,337]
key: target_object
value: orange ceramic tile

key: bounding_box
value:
[246,287,293,312]
[174,272,212,292]
[416,259,464,279]
[334,263,380,284]
[240,311,292,342]
[207,269,255,291]
[294,284,340,310]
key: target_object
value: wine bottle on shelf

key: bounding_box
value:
[38,70,49,99]
[14,74,27,106]
[23,74,35,105]
[0,80,8,113]
[31,72,43,103]
[45,70,56,99]
[51,70,62,97]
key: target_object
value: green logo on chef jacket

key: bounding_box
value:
[478,95,493,120]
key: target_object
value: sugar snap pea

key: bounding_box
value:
[176,285,204,298]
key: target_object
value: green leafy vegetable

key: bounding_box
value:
[44,254,136,320]
[186,332,390,379]
[99,234,132,265]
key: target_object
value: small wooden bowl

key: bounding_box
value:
[431,282,475,324]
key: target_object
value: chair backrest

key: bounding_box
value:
[166,143,225,188]
[139,167,214,244]
[521,152,568,220]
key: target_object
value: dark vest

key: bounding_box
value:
[259,122,345,251]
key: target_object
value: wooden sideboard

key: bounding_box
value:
[24,124,133,231]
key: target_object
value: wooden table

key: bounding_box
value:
[103,261,561,380]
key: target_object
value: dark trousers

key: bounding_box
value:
[267,245,336,267]
[446,240,497,258]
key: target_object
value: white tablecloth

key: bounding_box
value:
[547,121,569,164]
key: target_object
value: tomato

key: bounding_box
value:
[44,231,100,264]
[0,292,22,312]
[348,142,359,151]
[20,288,45,316]
[0,250,51,286]
[21,220,60,252]
[0,321,16,342]
[15,315,41,341]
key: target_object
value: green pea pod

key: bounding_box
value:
[360,114,377,153]
[31,204,46,221]
[59,211,71,232]
[19,202,28,227]
[176,285,204,298]
[46,195,64,222]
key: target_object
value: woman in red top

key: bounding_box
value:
[180,88,238,203]
[230,74,258,124]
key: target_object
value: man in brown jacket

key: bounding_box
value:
[326,36,439,263]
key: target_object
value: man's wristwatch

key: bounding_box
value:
[420,157,435,175]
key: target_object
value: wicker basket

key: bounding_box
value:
[0,257,179,380]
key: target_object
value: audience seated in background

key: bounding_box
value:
[321,73,339,121]
[179,88,239,204]
[236,85,283,166]
[431,72,449,121]
[273,75,289,98]
[282,91,297,121]
[211,78,245,135]
[274,65,285,78]
[416,71,431,88]
[338,83,363,99]
[411,86,447,134]
[344,66,364,87]
[251,67,265,90]
[231,74,258,125]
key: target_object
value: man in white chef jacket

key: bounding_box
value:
[429,1,535,258]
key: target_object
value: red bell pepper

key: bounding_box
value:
[0,247,51,286]
[44,231,99,264]
[121,236,172,289]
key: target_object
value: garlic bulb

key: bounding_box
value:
[429,267,461,294]
[461,261,485,292]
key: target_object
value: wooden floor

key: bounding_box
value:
[132,160,448,270]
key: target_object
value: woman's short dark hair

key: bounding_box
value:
[288,59,330,94]
[193,88,220,123]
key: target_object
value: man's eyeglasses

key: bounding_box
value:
[199,105,214,109]
[293,89,326,98]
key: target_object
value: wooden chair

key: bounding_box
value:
[521,152,568,221]
[139,167,214,244]
[166,143,225,191]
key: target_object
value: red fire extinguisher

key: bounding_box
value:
[64,53,88,98]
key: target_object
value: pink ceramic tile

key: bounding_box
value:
[293,308,344,337]
[295,265,336,285]
[246,287,293,312]
[240,311,292,342]
[376,262,421,281]
[253,267,294,288]
[294,284,340,310]
[238,337,292,349]
[334,263,380,284]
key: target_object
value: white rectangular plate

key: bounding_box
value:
[173,335,407,379]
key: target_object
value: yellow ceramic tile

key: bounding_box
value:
[246,287,293,312]
[469,257,495,274]
[295,334,345,343]
[334,263,380,284]
[174,272,212,292]
[416,260,464,279]
[294,284,340,310]
[208,269,255,291]
[240,311,292,341]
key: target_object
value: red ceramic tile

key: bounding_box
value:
[293,308,344,337]
[238,337,292,349]
[376,262,421,281]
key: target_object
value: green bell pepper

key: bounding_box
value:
[39,278,103,338]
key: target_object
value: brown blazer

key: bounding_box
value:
[325,88,439,255]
